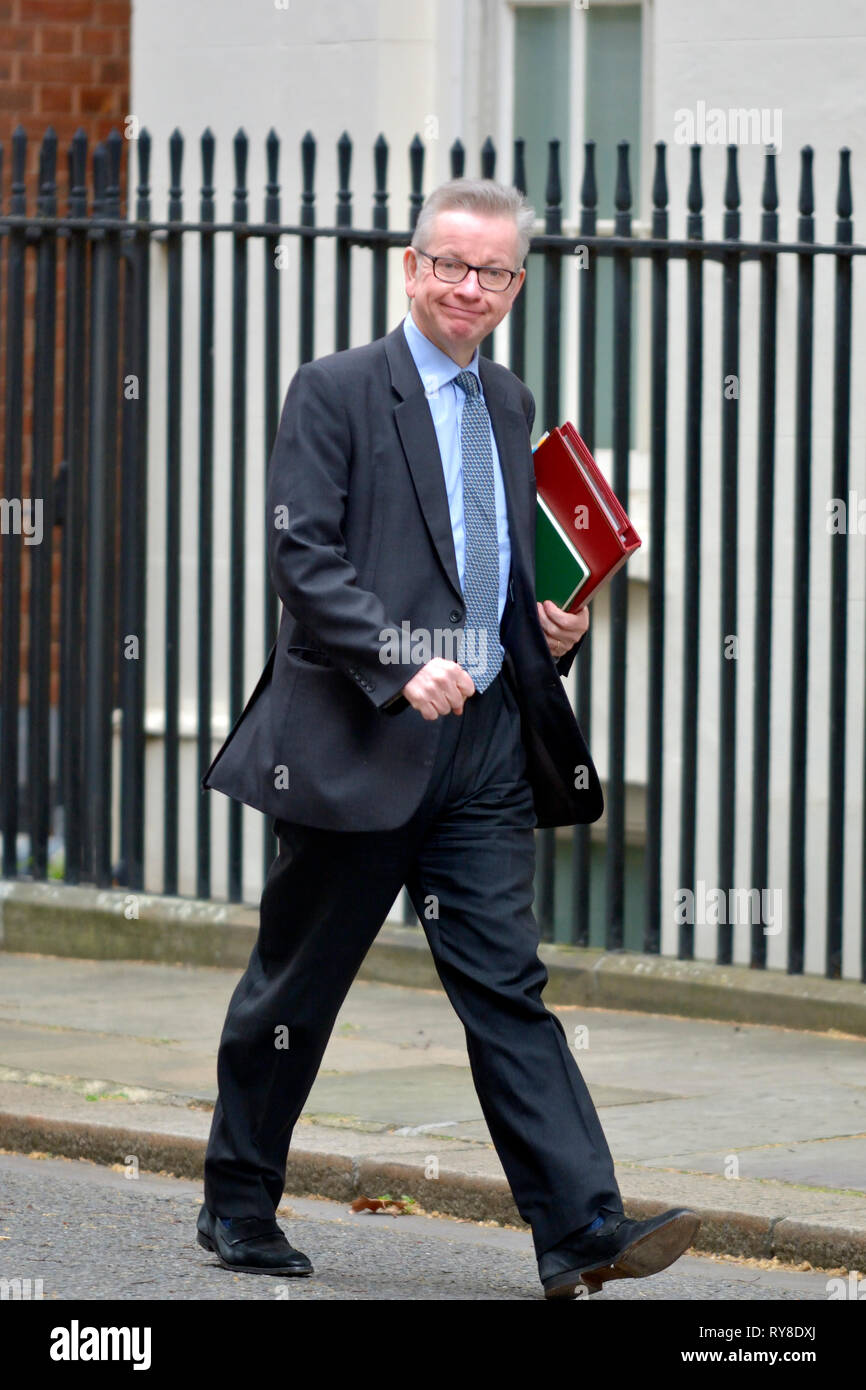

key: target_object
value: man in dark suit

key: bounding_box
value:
[196,177,699,1298]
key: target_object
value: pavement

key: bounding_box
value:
[1,949,865,1275]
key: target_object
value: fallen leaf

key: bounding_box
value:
[350,1195,414,1215]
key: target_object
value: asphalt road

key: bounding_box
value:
[0,1151,838,1302]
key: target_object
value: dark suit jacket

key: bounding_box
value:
[201,320,604,832]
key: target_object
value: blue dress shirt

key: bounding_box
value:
[402,310,512,642]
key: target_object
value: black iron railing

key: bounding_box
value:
[0,122,863,979]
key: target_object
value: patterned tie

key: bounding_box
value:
[454,369,503,692]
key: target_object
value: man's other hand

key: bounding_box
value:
[537,598,589,659]
[401,659,476,720]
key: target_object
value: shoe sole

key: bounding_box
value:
[543,1211,701,1300]
[196,1230,314,1277]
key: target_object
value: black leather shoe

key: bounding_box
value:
[196,1204,313,1277]
[538,1207,701,1299]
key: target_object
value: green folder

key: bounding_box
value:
[535,493,590,611]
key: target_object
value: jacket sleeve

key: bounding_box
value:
[524,387,536,437]
[266,360,427,712]
[555,631,586,680]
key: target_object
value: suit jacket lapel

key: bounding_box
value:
[386,325,463,602]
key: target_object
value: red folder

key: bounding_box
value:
[533,422,641,612]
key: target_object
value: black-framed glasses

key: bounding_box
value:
[414,248,519,293]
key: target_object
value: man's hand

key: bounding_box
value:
[401,659,476,720]
[537,598,589,659]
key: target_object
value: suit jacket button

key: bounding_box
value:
[449,610,461,623]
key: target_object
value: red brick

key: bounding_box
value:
[79,86,118,115]
[20,1,93,20]
[0,1,16,18]
[0,56,13,80]
[38,84,74,114]
[0,85,36,111]
[20,54,95,84]
[80,26,115,56]
[0,24,36,51]
[95,1,129,23]
[39,26,77,54]
[97,56,126,83]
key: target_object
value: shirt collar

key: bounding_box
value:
[403,309,481,396]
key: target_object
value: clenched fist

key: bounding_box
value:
[400,659,476,721]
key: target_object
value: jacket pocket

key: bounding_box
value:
[286,645,333,668]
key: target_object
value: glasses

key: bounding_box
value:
[414,248,519,293]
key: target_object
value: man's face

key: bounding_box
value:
[402,209,526,366]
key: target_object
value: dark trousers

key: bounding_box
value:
[203,659,624,1257]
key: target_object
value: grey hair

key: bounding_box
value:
[410,177,536,267]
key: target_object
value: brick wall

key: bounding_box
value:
[0,0,130,718]
[0,0,130,197]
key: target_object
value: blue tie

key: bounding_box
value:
[454,369,503,693]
